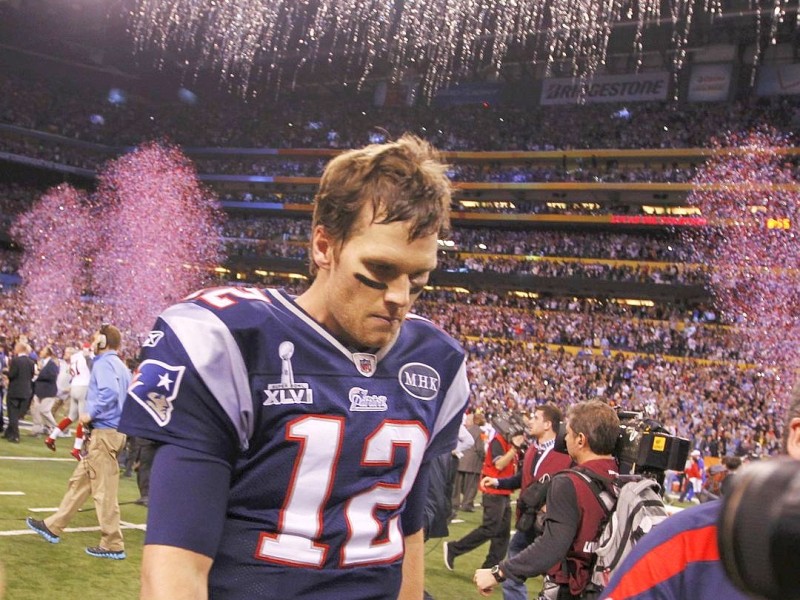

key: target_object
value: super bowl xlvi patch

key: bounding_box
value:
[128,360,186,426]
[262,341,314,406]
[398,362,440,401]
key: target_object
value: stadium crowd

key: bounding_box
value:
[2,184,707,287]
[0,284,784,460]
[1,70,794,472]
[222,216,696,261]
[2,72,799,151]
[0,126,709,184]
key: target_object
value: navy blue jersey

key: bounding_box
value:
[120,286,469,599]
[600,501,749,600]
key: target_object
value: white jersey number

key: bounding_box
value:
[256,416,427,567]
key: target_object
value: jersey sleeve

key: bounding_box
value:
[145,444,233,557]
[401,356,469,536]
[425,357,470,458]
[119,302,255,462]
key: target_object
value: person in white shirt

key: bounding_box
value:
[45,344,91,459]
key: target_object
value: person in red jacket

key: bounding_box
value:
[444,423,525,571]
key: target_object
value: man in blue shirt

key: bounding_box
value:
[27,324,132,560]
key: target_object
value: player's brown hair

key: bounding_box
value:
[309,134,452,276]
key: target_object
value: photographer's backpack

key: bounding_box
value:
[570,467,669,591]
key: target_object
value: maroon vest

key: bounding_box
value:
[548,457,619,595]
[521,445,572,490]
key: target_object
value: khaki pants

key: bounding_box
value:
[31,396,58,435]
[45,428,127,551]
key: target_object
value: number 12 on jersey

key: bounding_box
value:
[256,415,428,568]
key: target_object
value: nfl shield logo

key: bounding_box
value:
[353,352,377,377]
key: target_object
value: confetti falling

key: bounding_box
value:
[126,0,792,100]
[685,128,800,395]
[11,185,93,344]
[90,142,226,340]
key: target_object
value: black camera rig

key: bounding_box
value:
[491,410,527,440]
[613,410,690,481]
[553,407,690,486]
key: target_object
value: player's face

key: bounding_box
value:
[316,207,438,349]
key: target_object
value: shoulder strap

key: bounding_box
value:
[567,466,617,515]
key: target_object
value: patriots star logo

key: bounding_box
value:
[128,360,186,427]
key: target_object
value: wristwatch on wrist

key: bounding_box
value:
[490,565,506,583]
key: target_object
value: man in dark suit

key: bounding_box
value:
[4,341,36,443]
[32,346,60,437]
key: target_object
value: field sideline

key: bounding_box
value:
[0,423,543,600]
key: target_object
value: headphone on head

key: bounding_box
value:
[96,323,109,350]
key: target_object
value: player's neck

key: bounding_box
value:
[295,285,327,323]
[294,286,382,353]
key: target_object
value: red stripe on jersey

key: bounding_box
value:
[604,525,720,599]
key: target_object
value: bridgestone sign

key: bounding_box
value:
[540,73,670,105]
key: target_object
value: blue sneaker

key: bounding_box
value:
[86,546,126,560]
[26,517,60,544]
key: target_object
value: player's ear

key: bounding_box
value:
[310,224,335,271]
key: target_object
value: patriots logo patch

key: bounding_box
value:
[128,360,186,427]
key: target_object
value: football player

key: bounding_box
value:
[119,134,470,599]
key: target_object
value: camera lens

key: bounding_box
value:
[718,458,800,600]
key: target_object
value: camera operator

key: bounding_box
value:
[599,390,800,600]
[444,411,526,571]
[474,400,620,599]
[481,403,572,600]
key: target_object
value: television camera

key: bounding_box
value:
[491,410,527,441]
[555,408,690,486]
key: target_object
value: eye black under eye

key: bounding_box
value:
[354,273,388,290]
